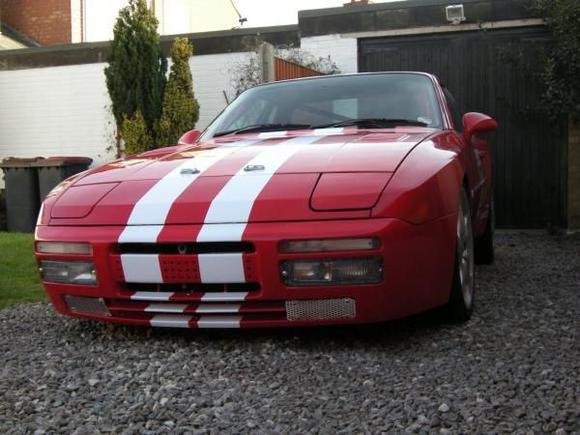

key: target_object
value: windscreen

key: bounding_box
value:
[201,73,443,139]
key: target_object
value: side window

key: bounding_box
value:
[444,89,463,132]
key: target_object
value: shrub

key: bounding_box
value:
[122,111,153,155]
[105,0,167,155]
[157,37,200,146]
[534,0,580,119]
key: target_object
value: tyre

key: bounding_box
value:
[445,188,475,323]
[475,196,495,265]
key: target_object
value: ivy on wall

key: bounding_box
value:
[534,0,580,120]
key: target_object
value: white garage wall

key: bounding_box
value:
[301,34,358,74]
[0,51,253,188]
[0,63,117,165]
[189,51,252,129]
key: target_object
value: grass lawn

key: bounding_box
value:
[0,232,45,309]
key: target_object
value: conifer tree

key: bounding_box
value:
[157,37,200,145]
[105,0,167,155]
[122,111,152,155]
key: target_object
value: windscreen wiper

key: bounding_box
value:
[213,123,312,137]
[313,118,429,129]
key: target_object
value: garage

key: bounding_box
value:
[359,28,568,228]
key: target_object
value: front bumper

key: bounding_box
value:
[35,216,456,328]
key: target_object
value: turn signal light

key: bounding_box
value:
[280,238,379,253]
[36,242,92,255]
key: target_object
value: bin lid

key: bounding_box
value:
[0,157,45,168]
[30,156,93,167]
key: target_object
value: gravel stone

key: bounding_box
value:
[0,232,579,433]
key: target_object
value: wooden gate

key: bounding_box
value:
[359,27,568,229]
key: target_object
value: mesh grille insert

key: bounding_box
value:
[286,298,356,321]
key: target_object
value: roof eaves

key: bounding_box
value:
[0,22,41,47]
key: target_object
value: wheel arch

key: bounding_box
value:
[372,136,466,224]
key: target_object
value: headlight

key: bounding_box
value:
[281,257,383,286]
[39,260,97,285]
[36,242,92,255]
[280,238,379,253]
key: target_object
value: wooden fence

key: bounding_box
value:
[274,57,324,81]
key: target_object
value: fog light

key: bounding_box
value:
[281,257,383,286]
[36,242,92,255]
[65,295,110,317]
[39,260,97,285]
[280,238,379,253]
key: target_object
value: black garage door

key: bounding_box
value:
[359,27,568,229]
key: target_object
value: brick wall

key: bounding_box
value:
[0,0,71,45]
[568,118,580,230]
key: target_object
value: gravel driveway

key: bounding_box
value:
[1,232,578,434]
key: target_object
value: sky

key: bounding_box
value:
[233,0,398,28]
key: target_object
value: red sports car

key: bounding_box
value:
[34,72,497,328]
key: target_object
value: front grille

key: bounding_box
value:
[286,298,356,321]
[65,294,358,327]
[125,282,261,293]
[117,242,255,254]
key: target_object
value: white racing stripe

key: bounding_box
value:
[200,135,320,227]
[131,291,174,301]
[117,140,258,284]
[118,225,164,244]
[150,314,193,328]
[198,253,245,283]
[313,128,344,136]
[196,223,247,242]
[197,315,242,328]
[123,140,258,228]
[195,304,241,314]
[258,131,288,139]
[121,254,163,283]
[145,303,188,313]
[196,135,321,283]
[201,292,248,302]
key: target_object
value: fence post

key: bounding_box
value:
[568,116,580,230]
[259,42,275,83]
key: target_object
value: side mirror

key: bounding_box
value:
[462,112,497,142]
[177,129,201,146]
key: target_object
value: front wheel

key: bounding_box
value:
[445,188,475,323]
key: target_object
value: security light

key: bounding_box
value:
[446,4,466,25]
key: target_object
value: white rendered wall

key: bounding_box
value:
[189,52,253,130]
[0,63,117,169]
[0,51,253,188]
[301,34,358,74]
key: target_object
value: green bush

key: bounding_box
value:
[534,0,580,119]
[0,189,6,231]
[157,37,200,146]
[105,0,166,155]
[122,111,153,155]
